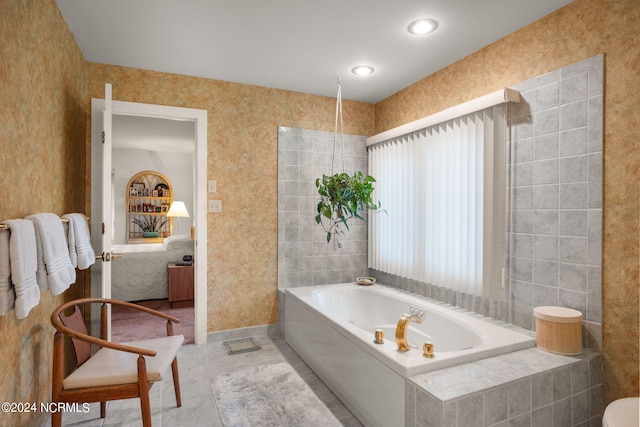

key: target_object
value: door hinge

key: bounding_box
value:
[102,131,105,143]
[101,222,105,234]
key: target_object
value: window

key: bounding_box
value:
[368,106,507,298]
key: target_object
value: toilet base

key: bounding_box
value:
[603,397,639,427]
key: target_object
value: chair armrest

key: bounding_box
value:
[51,314,158,357]
[101,298,181,324]
[51,298,183,357]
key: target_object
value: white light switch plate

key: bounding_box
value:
[209,200,222,213]
[208,180,217,193]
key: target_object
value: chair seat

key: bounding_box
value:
[63,335,184,390]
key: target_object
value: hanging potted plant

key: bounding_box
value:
[315,171,381,245]
[315,79,384,246]
[132,215,168,238]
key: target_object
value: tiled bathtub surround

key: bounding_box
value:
[278,58,604,427]
[406,347,602,427]
[277,127,369,289]
[371,56,603,352]
[508,55,603,348]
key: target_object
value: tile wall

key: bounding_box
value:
[277,127,369,290]
[508,55,603,349]
[277,57,604,425]
[407,348,603,427]
[370,56,603,351]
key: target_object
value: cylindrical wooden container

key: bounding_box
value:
[534,306,583,355]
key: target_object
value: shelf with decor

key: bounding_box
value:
[126,171,173,243]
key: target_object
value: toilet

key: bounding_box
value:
[603,397,640,427]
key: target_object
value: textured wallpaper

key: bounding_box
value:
[0,1,88,426]
[374,0,640,405]
[2,0,637,418]
[86,64,375,333]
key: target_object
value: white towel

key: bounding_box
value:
[27,213,76,296]
[63,220,77,268]
[62,213,95,270]
[0,230,15,316]
[4,219,39,319]
[32,224,48,292]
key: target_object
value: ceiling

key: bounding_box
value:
[112,115,195,153]
[56,0,572,104]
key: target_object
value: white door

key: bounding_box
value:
[90,91,208,344]
[89,83,114,337]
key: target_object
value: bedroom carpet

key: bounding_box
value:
[111,299,194,344]
[211,362,343,427]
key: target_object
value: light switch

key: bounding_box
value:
[208,180,217,193]
[208,200,222,213]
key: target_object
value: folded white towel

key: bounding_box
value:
[27,213,76,296]
[0,230,15,316]
[62,214,95,270]
[63,220,77,268]
[4,219,39,319]
[32,225,48,292]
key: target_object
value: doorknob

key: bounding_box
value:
[95,252,123,262]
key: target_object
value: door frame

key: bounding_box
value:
[91,98,208,344]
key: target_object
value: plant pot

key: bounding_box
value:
[142,232,159,238]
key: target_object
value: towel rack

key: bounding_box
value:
[0,216,90,231]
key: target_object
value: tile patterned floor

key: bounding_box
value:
[62,331,363,427]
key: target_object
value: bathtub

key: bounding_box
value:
[284,283,535,427]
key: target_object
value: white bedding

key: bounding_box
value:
[111,236,194,302]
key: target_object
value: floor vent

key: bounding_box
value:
[223,338,262,355]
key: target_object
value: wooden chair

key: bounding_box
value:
[50,298,184,427]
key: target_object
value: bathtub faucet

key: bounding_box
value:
[395,312,423,352]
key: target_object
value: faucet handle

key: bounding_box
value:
[423,342,435,358]
[409,306,425,318]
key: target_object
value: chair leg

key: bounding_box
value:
[51,411,62,427]
[137,355,152,427]
[171,357,182,407]
[139,389,152,427]
[100,401,106,418]
[51,332,64,427]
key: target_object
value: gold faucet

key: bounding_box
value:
[395,313,422,352]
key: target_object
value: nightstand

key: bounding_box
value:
[167,262,194,308]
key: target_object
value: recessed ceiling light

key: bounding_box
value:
[351,65,375,76]
[407,18,439,35]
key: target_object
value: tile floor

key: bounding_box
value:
[62,331,363,427]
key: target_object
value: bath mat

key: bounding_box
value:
[223,338,262,355]
[211,362,342,427]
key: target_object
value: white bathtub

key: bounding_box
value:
[284,283,535,427]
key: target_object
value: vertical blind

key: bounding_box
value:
[368,105,506,298]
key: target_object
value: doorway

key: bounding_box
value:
[90,97,208,344]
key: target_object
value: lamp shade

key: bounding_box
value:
[166,201,190,218]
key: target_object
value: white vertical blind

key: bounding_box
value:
[368,105,506,298]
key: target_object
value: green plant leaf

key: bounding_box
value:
[314,170,383,244]
[340,215,350,230]
[321,205,332,219]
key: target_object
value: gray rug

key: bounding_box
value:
[211,362,343,427]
